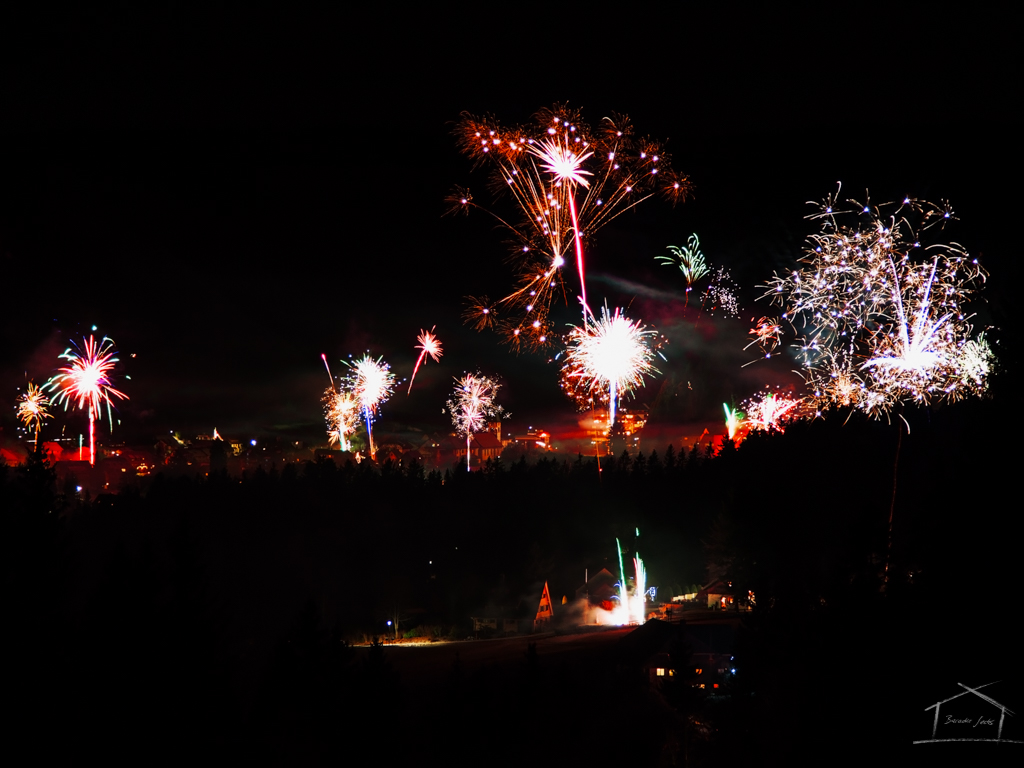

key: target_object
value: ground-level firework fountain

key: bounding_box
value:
[617,537,648,626]
[581,538,652,627]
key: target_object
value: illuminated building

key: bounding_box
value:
[451,431,503,468]
[583,405,648,456]
[508,428,552,451]
[534,581,554,631]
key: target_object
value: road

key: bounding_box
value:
[354,626,633,689]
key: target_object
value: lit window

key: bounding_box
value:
[656,668,665,677]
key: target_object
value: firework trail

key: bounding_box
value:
[408,327,443,395]
[344,355,395,461]
[562,305,662,430]
[764,190,993,415]
[656,234,709,309]
[452,104,690,347]
[17,382,52,448]
[47,335,128,466]
[530,132,593,318]
[447,372,504,472]
[320,353,336,389]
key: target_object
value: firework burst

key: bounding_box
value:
[498,313,555,353]
[562,305,662,430]
[344,354,395,461]
[17,382,52,448]
[408,327,443,395]
[447,373,504,472]
[656,234,709,309]
[452,104,690,346]
[741,389,811,435]
[558,360,610,413]
[953,332,996,390]
[462,296,498,332]
[764,190,993,415]
[323,387,359,451]
[744,316,783,359]
[700,266,741,319]
[47,335,128,465]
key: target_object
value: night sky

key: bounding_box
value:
[2,7,1019,448]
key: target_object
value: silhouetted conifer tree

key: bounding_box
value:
[618,449,632,474]
[632,450,647,481]
[663,444,676,472]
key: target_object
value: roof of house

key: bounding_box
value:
[698,579,735,598]
[575,567,619,602]
[614,619,678,666]
[471,432,503,450]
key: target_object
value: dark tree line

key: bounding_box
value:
[1,394,1018,764]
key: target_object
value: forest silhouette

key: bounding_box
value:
[1,396,1016,764]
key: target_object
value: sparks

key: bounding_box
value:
[529,136,594,188]
[562,305,661,430]
[764,190,993,415]
[452,104,691,348]
[741,389,811,436]
[323,387,359,452]
[447,373,504,472]
[744,316,783,356]
[700,266,741,319]
[462,296,497,332]
[859,256,954,399]
[344,355,395,461]
[612,538,648,626]
[16,382,52,448]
